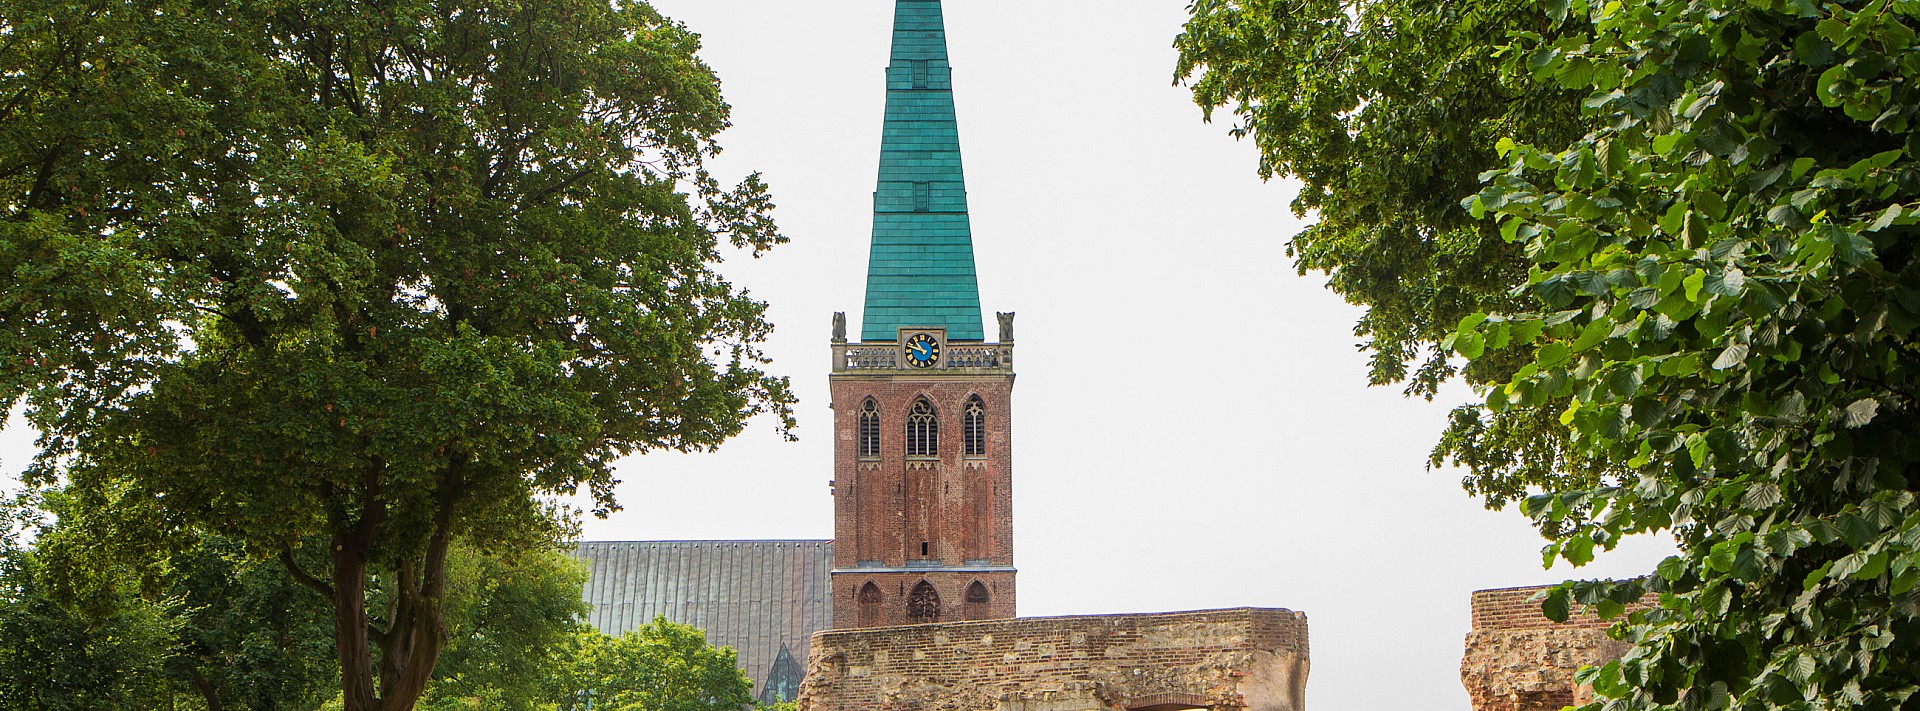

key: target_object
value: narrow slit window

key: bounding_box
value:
[964,396,986,457]
[858,399,881,458]
[906,398,938,457]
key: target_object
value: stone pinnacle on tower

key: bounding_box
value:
[860,0,985,342]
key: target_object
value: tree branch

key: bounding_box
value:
[280,548,335,600]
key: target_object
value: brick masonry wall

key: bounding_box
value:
[799,608,1309,711]
[1463,586,1653,711]
[1470,586,1633,631]
[830,372,1017,628]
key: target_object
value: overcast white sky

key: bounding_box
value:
[0,1,1680,708]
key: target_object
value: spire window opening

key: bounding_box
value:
[964,396,986,457]
[858,399,881,458]
[906,398,938,457]
[912,181,931,212]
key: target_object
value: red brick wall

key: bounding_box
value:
[832,572,1015,629]
[828,372,1016,628]
[1463,586,1652,711]
[1470,586,1653,631]
[799,608,1311,711]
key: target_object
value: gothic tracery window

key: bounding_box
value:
[858,398,881,458]
[908,580,942,623]
[906,398,938,457]
[963,395,986,457]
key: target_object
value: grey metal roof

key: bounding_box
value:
[572,540,833,702]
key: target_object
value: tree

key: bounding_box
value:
[0,1,793,710]
[416,546,591,711]
[553,618,757,711]
[0,493,179,710]
[1182,0,1920,708]
[1174,0,1609,508]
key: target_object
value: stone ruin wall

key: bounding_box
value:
[1462,586,1652,711]
[799,608,1309,711]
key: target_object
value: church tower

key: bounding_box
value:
[829,0,1016,629]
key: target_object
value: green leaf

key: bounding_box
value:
[1869,204,1904,232]
[1793,157,1818,180]
[1843,398,1880,428]
[1539,342,1572,366]
[1573,320,1611,351]
[1456,332,1486,359]
[1657,556,1688,581]
[1684,271,1706,302]
[1784,652,1816,683]
[1742,482,1783,509]
[1542,588,1572,623]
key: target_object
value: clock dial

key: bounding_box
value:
[904,333,941,368]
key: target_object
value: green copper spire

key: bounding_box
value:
[860,0,986,342]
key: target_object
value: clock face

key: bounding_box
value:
[904,333,941,368]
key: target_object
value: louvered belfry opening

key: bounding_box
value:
[906,398,938,456]
[858,398,881,458]
[963,395,986,456]
[908,580,942,623]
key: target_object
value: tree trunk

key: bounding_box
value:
[332,458,461,711]
[333,537,377,711]
[186,665,224,711]
[374,530,452,710]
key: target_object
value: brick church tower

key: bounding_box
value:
[828,0,1016,629]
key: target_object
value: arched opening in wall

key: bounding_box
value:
[907,580,941,623]
[905,397,938,457]
[964,580,989,620]
[963,395,986,456]
[858,398,881,458]
[857,582,882,627]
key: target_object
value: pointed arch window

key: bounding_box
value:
[964,580,990,620]
[908,580,942,623]
[858,399,881,458]
[858,582,882,627]
[963,396,986,457]
[906,398,938,457]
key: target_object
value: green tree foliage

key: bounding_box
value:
[1175,0,1612,508]
[0,0,791,709]
[1183,0,1920,708]
[417,547,592,711]
[0,493,178,710]
[163,536,340,711]
[551,618,756,711]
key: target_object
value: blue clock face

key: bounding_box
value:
[904,333,941,368]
